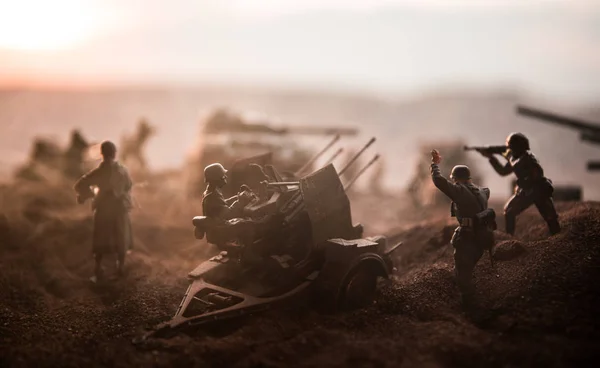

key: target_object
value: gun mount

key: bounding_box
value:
[516,105,600,172]
[136,138,395,342]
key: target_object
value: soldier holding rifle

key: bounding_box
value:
[465,132,560,236]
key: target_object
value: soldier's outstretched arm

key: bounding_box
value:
[430,149,461,200]
[430,163,460,200]
[224,195,239,206]
[488,156,513,176]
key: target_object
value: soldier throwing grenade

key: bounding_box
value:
[479,133,560,236]
[430,149,496,308]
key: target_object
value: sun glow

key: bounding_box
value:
[0,0,100,51]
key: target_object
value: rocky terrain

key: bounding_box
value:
[1,179,599,367]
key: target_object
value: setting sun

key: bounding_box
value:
[0,0,99,50]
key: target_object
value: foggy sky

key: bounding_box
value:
[1,0,599,104]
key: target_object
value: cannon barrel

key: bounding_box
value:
[324,147,344,165]
[344,154,380,191]
[516,105,600,132]
[339,137,376,176]
[588,161,600,171]
[296,134,340,176]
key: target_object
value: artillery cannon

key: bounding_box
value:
[517,105,600,172]
[137,138,397,341]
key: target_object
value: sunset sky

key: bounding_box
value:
[1,0,599,104]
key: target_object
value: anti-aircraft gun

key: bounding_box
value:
[136,137,397,342]
[516,105,600,172]
[184,108,359,199]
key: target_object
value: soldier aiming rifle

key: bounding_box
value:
[466,133,560,236]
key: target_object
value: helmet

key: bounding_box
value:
[204,163,228,183]
[506,132,530,152]
[100,141,117,158]
[450,165,471,181]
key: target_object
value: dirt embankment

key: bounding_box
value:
[1,181,599,367]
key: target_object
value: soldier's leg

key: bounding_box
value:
[534,196,561,235]
[453,243,483,305]
[503,191,534,235]
[94,253,104,280]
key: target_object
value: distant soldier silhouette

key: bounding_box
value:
[480,132,560,236]
[430,149,496,308]
[74,141,133,282]
[119,118,155,173]
[63,129,89,179]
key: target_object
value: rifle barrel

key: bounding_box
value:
[339,137,376,176]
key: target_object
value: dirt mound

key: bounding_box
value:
[1,181,599,367]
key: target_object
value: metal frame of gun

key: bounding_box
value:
[282,137,377,223]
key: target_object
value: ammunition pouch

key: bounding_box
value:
[450,202,457,217]
[458,209,497,231]
[475,208,497,231]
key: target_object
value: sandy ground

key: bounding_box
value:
[1,181,599,367]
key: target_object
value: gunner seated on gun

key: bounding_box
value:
[200,163,262,256]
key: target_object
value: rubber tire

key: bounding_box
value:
[339,263,378,310]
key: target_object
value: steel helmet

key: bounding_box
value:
[506,132,530,152]
[450,165,471,181]
[204,163,228,182]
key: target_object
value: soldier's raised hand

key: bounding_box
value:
[431,149,442,164]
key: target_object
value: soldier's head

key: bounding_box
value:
[100,141,117,161]
[204,163,228,187]
[506,132,530,155]
[450,165,471,183]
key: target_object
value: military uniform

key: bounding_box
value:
[489,150,559,235]
[202,186,245,220]
[74,160,133,263]
[431,163,494,303]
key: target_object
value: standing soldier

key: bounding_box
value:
[430,149,496,308]
[74,141,133,282]
[480,132,560,236]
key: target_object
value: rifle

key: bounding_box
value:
[463,145,507,155]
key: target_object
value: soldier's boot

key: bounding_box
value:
[504,213,516,236]
[547,218,561,235]
[93,257,104,283]
[116,252,126,278]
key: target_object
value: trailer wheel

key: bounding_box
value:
[340,263,378,310]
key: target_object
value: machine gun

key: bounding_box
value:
[135,136,398,342]
[463,145,508,156]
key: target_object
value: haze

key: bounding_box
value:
[1,0,599,104]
